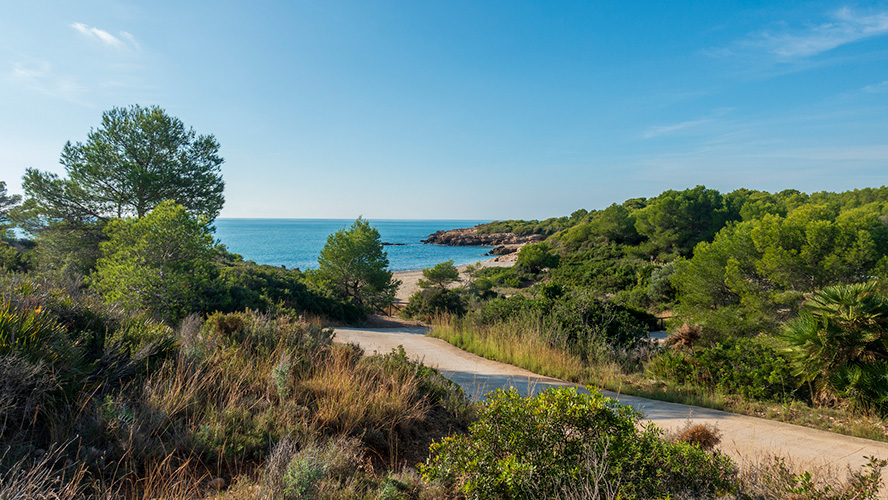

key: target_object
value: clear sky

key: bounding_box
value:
[1,1,887,220]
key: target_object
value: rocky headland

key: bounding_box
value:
[421,226,546,246]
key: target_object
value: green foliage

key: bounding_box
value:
[20,105,224,225]
[515,242,559,273]
[93,201,215,323]
[781,281,888,413]
[403,288,467,319]
[633,185,738,258]
[284,455,326,498]
[550,203,641,251]
[467,288,650,352]
[545,289,651,351]
[548,244,646,294]
[104,314,174,356]
[15,105,224,276]
[208,251,364,322]
[473,265,522,289]
[418,259,460,289]
[647,261,677,303]
[648,337,799,401]
[195,406,274,462]
[476,216,571,236]
[420,387,735,499]
[0,300,73,364]
[0,240,33,273]
[311,217,399,312]
[674,203,888,339]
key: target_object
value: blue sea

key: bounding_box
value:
[214,219,494,272]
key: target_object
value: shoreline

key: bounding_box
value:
[392,253,517,302]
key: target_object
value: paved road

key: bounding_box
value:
[334,326,888,483]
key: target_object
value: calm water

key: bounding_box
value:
[214,219,493,272]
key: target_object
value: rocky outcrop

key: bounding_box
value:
[422,226,546,246]
[486,245,519,256]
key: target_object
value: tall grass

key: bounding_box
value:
[303,343,430,437]
[431,312,586,382]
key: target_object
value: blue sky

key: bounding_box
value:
[1,1,887,219]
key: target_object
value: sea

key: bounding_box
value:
[214,219,494,272]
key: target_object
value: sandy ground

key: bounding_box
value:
[392,254,517,302]
[334,326,888,494]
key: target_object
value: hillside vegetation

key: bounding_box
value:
[408,185,888,441]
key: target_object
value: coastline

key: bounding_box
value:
[392,253,518,302]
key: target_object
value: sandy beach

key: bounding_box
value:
[392,252,517,302]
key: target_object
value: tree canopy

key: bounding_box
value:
[19,105,224,232]
[419,260,460,290]
[633,185,737,258]
[93,201,216,323]
[312,218,400,311]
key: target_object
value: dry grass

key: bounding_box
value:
[666,322,702,350]
[0,445,87,500]
[730,454,887,500]
[431,316,586,382]
[672,421,722,452]
[302,344,430,438]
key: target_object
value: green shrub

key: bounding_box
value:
[200,311,333,360]
[515,242,559,274]
[402,288,467,319]
[420,387,735,500]
[195,406,274,462]
[105,314,174,355]
[648,336,799,401]
[0,301,73,364]
[208,252,366,323]
[263,436,364,499]
[545,290,649,351]
[473,266,523,288]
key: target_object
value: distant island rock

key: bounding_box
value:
[422,226,546,246]
[381,242,406,246]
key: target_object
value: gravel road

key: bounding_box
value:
[334,325,888,486]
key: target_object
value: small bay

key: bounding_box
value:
[214,219,493,272]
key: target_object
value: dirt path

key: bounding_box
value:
[334,326,888,484]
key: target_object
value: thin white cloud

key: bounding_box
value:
[643,108,733,139]
[643,119,709,139]
[744,7,888,59]
[9,60,90,105]
[12,60,51,79]
[70,22,138,50]
[119,32,141,51]
[862,80,888,93]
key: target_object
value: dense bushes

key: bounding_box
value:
[466,289,650,352]
[648,336,799,401]
[402,288,467,319]
[420,387,735,499]
[209,253,365,323]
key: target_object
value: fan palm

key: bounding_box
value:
[780,281,888,412]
